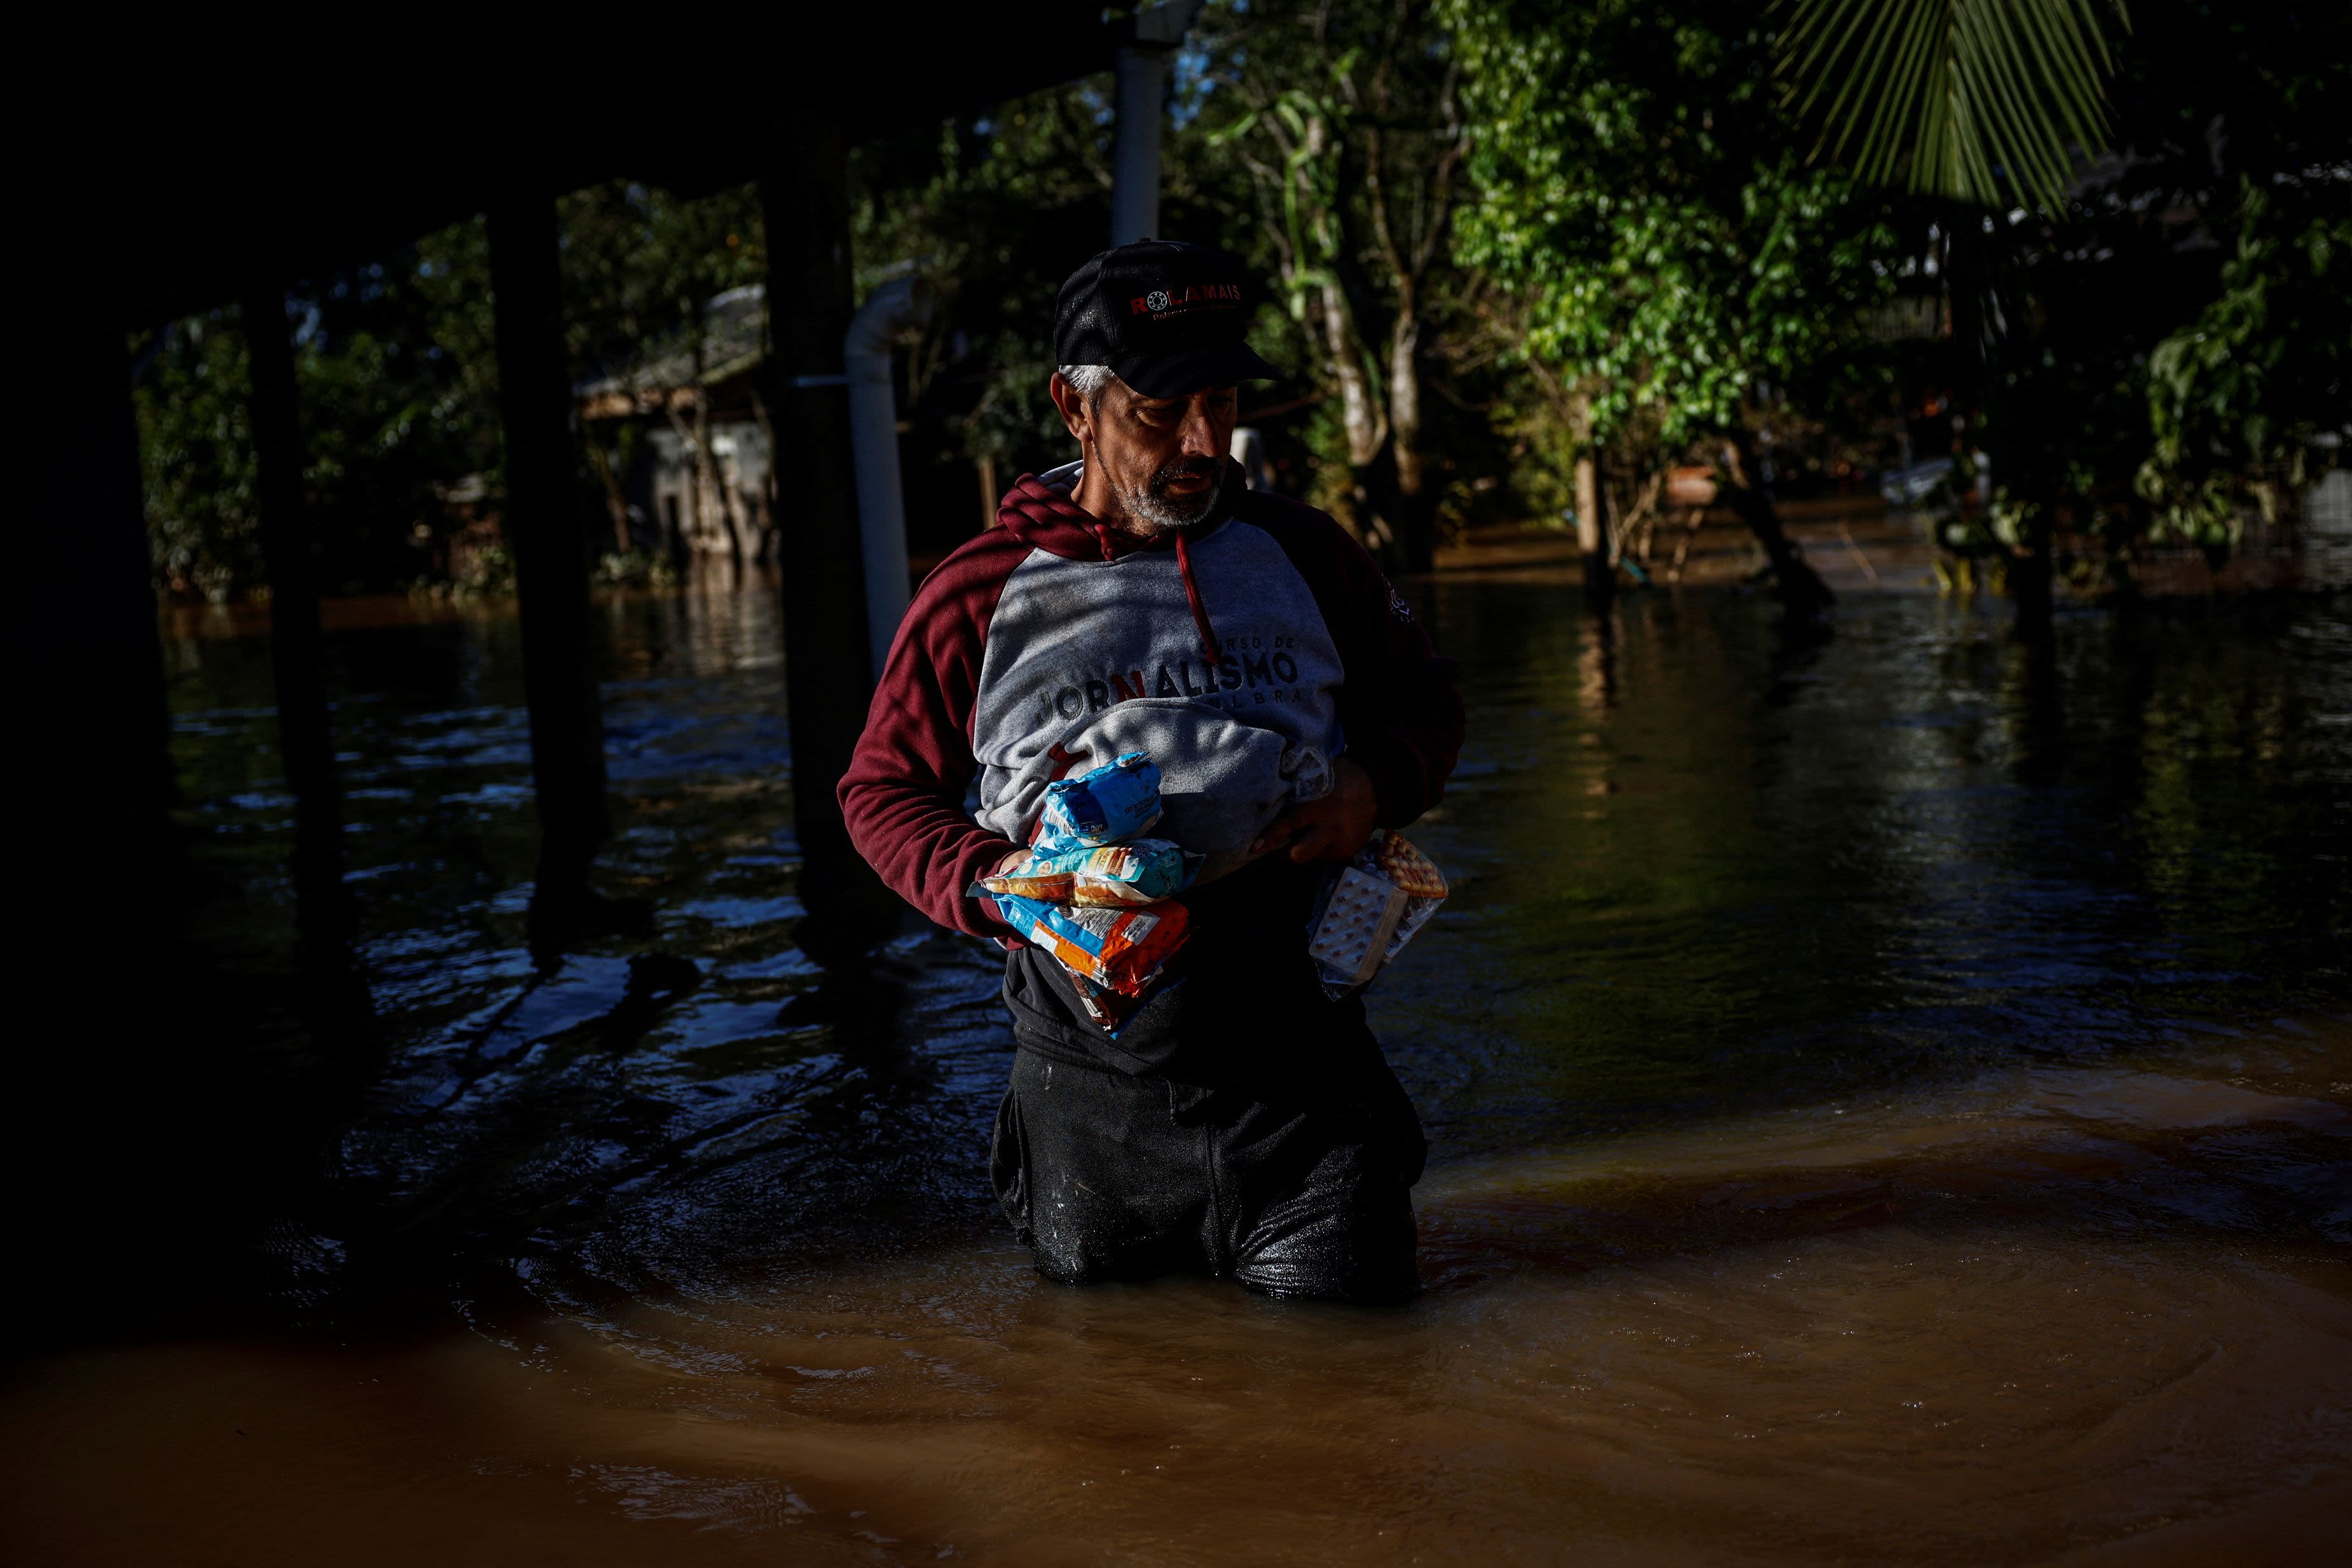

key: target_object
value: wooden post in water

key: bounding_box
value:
[488,197,612,916]
[760,109,902,965]
[17,301,179,1310]
[25,299,175,918]
[242,286,350,942]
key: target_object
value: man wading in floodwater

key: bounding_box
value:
[841,242,1462,1302]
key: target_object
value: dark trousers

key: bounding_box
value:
[991,862,1427,1303]
[991,1049,1422,1301]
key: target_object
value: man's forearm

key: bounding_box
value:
[839,778,1017,937]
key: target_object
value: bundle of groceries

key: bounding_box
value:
[972,748,1450,1032]
[975,752,1200,1033]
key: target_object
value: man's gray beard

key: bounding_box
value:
[1115,472,1221,533]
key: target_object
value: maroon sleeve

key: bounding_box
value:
[838,532,1031,936]
[1245,493,1464,827]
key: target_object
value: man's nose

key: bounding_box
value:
[1177,399,1225,459]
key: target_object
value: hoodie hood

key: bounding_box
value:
[996,458,1244,664]
[994,459,1241,561]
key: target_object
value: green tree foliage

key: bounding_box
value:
[1447,0,1901,480]
[854,89,1122,477]
[300,221,504,591]
[1778,0,2348,579]
[135,186,775,600]
[135,311,259,602]
[133,220,502,600]
[1940,2,2347,581]
[562,183,768,376]
[844,4,1506,570]
[1195,0,1468,568]
[130,0,2344,605]
[2138,181,2350,545]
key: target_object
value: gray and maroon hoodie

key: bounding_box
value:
[839,460,1462,938]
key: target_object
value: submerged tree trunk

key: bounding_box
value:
[1942,214,2056,626]
[1574,451,1615,610]
[1315,279,1394,556]
[692,392,731,561]
[663,389,741,561]
[1386,308,1438,574]
[1227,8,1459,579]
[1721,429,1833,614]
[587,434,633,554]
[2010,514,2054,617]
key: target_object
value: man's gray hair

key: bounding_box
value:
[1058,364,1117,401]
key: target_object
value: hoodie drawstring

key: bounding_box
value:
[1174,530,1220,665]
[1004,465,1223,666]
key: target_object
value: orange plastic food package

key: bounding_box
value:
[987,891,1191,998]
[977,839,1196,907]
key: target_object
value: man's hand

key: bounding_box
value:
[1249,757,1379,865]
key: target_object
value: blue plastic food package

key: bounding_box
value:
[1035,752,1163,851]
[978,839,1197,907]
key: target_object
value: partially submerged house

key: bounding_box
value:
[577,284,776,564]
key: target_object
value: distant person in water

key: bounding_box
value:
[839,241,1462,1302]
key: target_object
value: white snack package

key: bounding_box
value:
[1304,830,1450,996]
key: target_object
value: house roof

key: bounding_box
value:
[577,285,769,412]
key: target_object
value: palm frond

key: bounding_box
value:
[1777,0,2127,209]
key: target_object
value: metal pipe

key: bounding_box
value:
[1110,46,1167,244]
[1109,0,1204,245]
[1230,425,1269,491]
[844,274,924,680]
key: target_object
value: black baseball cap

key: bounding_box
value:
[1054,240,1277,398]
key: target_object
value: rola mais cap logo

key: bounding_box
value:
[1127,282,1243,316]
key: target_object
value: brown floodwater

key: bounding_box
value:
[3,579,2346,1564]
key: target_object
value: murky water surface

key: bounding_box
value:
[5,581,2347,1565]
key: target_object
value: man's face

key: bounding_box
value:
[1053,375,1239,534]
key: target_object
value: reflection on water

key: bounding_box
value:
[4,579,2347,1565]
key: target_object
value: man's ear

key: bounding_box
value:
[1048,373,1093,446]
